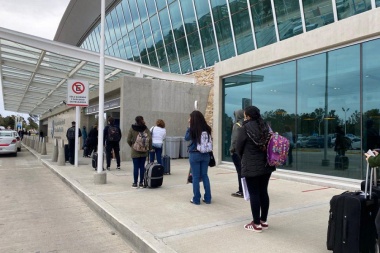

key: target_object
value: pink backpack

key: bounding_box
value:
[266,132,290,167]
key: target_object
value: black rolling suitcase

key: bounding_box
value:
[334,155,349,170]
[64,144,70,163]
[163,155,171,175]
[327,163,378,253]
[92,152,104,171]
[144,162,164,188]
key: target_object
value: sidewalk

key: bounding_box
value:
[25,141,361,253]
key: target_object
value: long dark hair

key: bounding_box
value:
[244,106,269,144]
[189,110,211,144]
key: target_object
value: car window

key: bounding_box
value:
[0,132,13,137]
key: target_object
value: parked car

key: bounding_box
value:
[306,136,332,148]
[350,138,361,150]
[296,137,309,148]
[0,130,19,156]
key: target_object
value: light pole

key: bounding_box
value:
[342,107,350,135]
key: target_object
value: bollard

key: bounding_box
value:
[51,138,58,162]
[57,140,66,166]
[94,171,107,184]
[38,137,43,153]
[41,137,47,155]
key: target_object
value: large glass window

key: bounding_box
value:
[180,0,204,70]
[274,0,302,40]
[146,1,157,17]
[336,0,371,20]
[302,0,333,30]
[194,0,219,66]
[159,8,174,45]
[128,0,141,27]
[121,0,134,32]
[363,39,380,176]
[221,40,376,180]
[136,0,148,22]
[229,0,254,55]
[249,0,276,48]
[211,0,235,60]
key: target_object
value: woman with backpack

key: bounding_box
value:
[235,106,275,233]
[184,110,212,205]
[127,116,152,188]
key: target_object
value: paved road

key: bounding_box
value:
[0,149,135,253]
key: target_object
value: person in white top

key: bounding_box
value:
[149,119,166,165]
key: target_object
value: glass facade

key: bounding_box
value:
[80,0,379,74]
[222,37,380,180]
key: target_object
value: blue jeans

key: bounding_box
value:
[149,147,163,165]
[132,157,146,184]
[189,152,211,204]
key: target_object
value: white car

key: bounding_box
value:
[350,138,361,150]
[0,130,20,156]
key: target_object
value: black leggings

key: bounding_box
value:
[246,173,272,225]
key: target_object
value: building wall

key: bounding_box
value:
[119,76,210,160]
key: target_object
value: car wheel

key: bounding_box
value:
[17,147,21,151]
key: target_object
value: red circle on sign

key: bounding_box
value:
[72,82,85,94]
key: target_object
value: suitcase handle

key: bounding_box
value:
[365,163,374,200]
[342,216,347,243]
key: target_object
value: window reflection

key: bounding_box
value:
[273,0,303,40]
[249,0,276,48]
[302,0,333,30]
[221,40,379,180]
[336,0,371,20]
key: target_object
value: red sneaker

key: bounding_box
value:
[260,221,268,230]
[244,221,262,232]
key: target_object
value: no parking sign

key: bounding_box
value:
[67,80,89,106]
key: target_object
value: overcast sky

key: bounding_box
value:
[0,0,70,118]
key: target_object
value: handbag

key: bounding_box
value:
[209,151,216,167]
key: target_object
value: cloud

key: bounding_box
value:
[0,0,70,39]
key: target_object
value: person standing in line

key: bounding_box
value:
[149,119,166,165]
[66,121,82,165]
[230,109,245,198]
[184,110,212,205]
[103,117,122,171]
[86,124,98,157]
[127,116,152,188]
[82,126,88,150]
[283,125,294,167]
[235,106,275,233]
[334,125,346,156]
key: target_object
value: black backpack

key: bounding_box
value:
[67,127,75,140]
[107,126,121,142]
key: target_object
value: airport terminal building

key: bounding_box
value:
[49,0,380,180]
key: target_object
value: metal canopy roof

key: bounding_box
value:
[0,27,195,116]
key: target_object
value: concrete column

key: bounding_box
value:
[57,139,66,166]
[41,137,47,155]
[94,171,107,184]
[51,138,58,162]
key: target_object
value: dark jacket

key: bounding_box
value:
[127,124,152,158]
[103,124,122,145]
[229,109,245,154]
[235,120,275,178]
[66,126,82,140]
